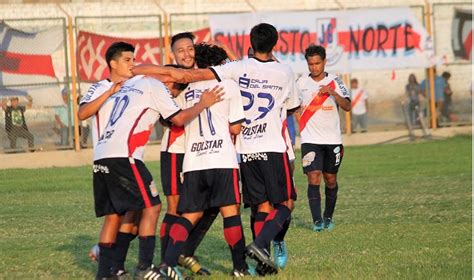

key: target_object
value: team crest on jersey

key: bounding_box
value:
[302,151,316,167]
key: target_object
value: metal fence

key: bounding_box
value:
[0,18,69,153]
[74,14,164,147]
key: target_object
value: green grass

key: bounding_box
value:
[0,136,471,279]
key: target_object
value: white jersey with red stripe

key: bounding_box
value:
[80,78,115,148]
[182,79,245,173]
[160,93,186,154]
[297,72,350,145]
[211,57,295,154]
[351,88,368,115]
[93,76,181,161]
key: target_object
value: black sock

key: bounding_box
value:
[274,216,291,242]
[324,184,339,219]
[97,243,115,278]
[250,206,258,240]
[254,205,291,250]
[223,215,248,271]
[138,236,156,269]
[160,214,178,261]
[253,212,268,239]
[113,232,137,272]
[181,207,218,257]
[164,217,193,267]
[308,184,322,222]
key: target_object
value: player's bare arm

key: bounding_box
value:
[229,122,243,135]
[132,64,215,84]
[319,85,351,112]
[207,40,238,61]
[78,81,124,121]
[170,86,224,126]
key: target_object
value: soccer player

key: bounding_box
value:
[159,32,214,276]
[79,41,223,280]
[160,42,250,279]
[79,42,142,279]
[296,45,351,232]
[133,23,298,275]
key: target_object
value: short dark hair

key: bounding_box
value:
[442,71,451,79]
[250,23,278,54]
[164,64,188,91]
[304,45,326,60]
[171,32,195,49]
[351,78,358,83]
[105,42,135,70]
[194,43,228,68]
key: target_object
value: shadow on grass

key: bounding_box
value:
[56,234,96,275]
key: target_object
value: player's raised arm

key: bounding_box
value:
[169,86,224,126]
[132,64,215,84]
[78,81,124,120]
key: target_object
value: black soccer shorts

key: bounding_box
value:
[160,151,184,196]
[93,157,161,217]
[240,152,297,206]
[177,168,241,213]
[301,143,344,174]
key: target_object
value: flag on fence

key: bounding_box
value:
[452,9,472,60]
[0,21,63,106]
[77,31,163,82]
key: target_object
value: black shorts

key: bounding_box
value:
[160,152,184,196]
[301,143,344,174]
[93,158,161,217]
[240,152,297,206]
[178,168,241,213]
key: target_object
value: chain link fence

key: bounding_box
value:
[0,18,69,153]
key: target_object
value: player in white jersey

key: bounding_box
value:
[160,43,252,278]
[159,33,217,277]
[79,41,223,280]
[133,23,297,275]
[296,45,351,232]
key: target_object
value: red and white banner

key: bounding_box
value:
[77,31,163,82]
[209,8,435,73]
[452,9,472,60]
[0,21,63,106]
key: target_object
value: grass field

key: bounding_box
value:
[0,136,472,279]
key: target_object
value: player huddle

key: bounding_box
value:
[79,22,351,280]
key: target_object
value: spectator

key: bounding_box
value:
[54,89,69,146]
[405,74,425,125]
[420,69,445,124]
[350,78,368,133]
[441,71,459,123]
[2,96,34,150]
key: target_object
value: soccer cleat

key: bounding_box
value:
[323,217,335,231]
[114,270,131,280]
[89,244,100,262]
[177,255,211,275]
[245,242,278,275]
[134,264,169,280]
[313,220,324,232]
[230,267,257,277]
[272,240,288,269]
[159,265,185,280]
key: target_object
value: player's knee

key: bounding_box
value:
[257,201,273,213]
[307,171,322,185]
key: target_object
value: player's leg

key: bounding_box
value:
[111,211,141,274]
[96,214,121,279]
[302,143,324,231]
[321,144,344,231]
[160,195,179,261]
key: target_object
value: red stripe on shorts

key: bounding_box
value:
[130,161,152,208]
[282,153,292,199]
[171,153,177,195]
[233,169,240,204]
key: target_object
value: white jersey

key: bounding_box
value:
[80,78,114,148]
[182,79,245,173]
[297,73,350,145]
[351,88,368,115]
[93,76,181,161]
[160,93,186,154]
[211,57,295,154]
